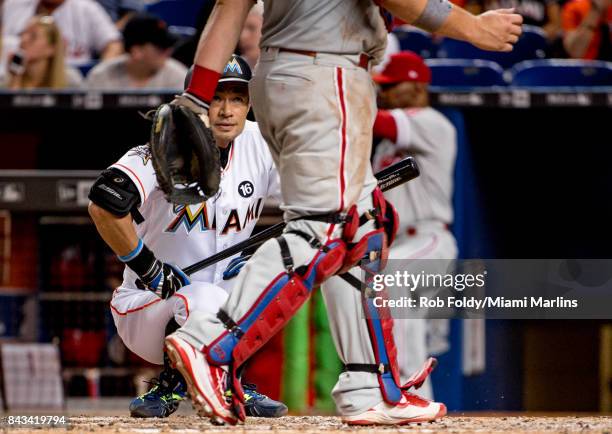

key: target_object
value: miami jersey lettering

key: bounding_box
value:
[110,120,281,287]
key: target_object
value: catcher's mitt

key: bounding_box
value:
[150,103,220,204]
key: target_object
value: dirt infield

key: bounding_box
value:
[2,415,612,433]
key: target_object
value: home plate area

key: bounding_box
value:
[4,415,612,433]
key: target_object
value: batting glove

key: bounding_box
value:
[222,254,252,280]
[118,239,190,299]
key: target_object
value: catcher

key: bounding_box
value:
[88,55,287,418]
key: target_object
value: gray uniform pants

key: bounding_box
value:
[175,49,387,415]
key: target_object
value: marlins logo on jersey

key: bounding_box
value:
[165,197,265,235]
[166,203,210,232]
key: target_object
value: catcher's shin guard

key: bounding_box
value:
[343,279,436,405]
[205,232,347,420]
[342,187,413,405]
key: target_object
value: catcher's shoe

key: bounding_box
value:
[226,383,288,418]
[164,335,238,425]
[129,368,186,418]
[341,392,446,425]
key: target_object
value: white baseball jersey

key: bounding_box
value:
[373,107,457,229]
[111,120,280,289]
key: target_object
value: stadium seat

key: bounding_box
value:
[426,59,507,87]
[510,59,612,87]
[436,25,547,69]
[146,0,208,28]
[392,27,435,58]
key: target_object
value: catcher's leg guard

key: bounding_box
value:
[337,188,416,405]
[341,187,399,275]
[204,231,347,420]
[359,287,404,404]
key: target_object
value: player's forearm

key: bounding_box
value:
[382,0,522,52]
[193,0,253,73]
[382,0,475,42]
[184,0,253,105]
[88,202,139,256]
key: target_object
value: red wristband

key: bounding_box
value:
[186,65,221,104]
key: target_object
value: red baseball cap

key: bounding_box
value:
[373,51,431,84]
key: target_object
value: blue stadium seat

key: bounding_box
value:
[426,59,507,87]
[436,25,547,69]
[392,27,435,58]
[511,59,612,87]
[146,0,208,28]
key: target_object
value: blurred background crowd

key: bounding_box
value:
[0,0,610,91]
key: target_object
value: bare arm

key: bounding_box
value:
[88,201,139,257]
[543,2,562,41]
[193,0,254,73]
[382,0,523,51]
[101,40,124,60]
[563,5,603,58]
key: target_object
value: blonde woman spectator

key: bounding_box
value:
[3,15,82,89]
[2,0,122,66]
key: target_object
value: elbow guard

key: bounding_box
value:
[88,168,141,217]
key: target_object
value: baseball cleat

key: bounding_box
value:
[341,392,446,425]
[164,335,238,425]
[129,368,186,418]
[225,383,289,418]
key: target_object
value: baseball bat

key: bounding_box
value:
[183,157,419,275]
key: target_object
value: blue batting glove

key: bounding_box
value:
[222,254,251,280]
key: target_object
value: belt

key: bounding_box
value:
[278,48,371,70]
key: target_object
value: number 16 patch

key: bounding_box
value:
[238,180,254,198]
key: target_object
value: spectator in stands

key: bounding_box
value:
[237,2,263,69]
[86,13,187,89]
[467,0,562,41]
[96,0,145,29]
[2,0,123,66]
[2,15,83,89]
[562,0,612,59]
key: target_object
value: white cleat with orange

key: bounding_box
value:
[342,392,447,426]
[164,335,239,425]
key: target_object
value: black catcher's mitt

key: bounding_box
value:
[150,103,220,204]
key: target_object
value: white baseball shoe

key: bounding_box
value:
[164,335,238,425]
[342,392,447,425]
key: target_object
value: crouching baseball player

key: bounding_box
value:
[88,55,287,418]
[372,51,459,399]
